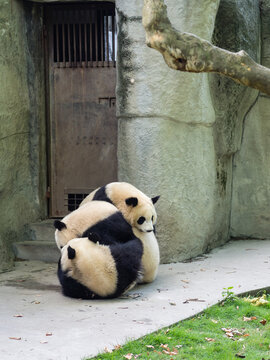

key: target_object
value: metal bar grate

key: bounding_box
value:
[64,189,94,212]
[50,3,116,68]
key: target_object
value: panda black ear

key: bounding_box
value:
[125,197,138,207]
[54,220,67,231]
[151,196,160,204]
[67,246,76,259]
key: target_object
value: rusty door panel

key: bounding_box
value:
[45,4,117,217]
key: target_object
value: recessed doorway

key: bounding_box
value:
[44,2,117,217]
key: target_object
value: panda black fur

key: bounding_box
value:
[58,233,143,299]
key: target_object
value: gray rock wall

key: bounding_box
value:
[116,0,263,262]
[231,0,270,238]
[0,0,47,271]
[117,0,232,263]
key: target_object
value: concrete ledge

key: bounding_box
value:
[12,241,59,263]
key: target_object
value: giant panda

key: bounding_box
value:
[79,182,160,283]
[80,182,160,233]
[58,232,143,299]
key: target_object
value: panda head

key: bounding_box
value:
[54,220,75,250]
[60,237,117,297]
[125,195,160,233]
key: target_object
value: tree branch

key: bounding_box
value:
[142,0,270,95]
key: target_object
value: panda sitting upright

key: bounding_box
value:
[79,182,160,283]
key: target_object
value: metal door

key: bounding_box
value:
[45,3,117,217]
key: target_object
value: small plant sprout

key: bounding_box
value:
[221,286,236,301]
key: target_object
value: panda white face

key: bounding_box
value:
[124,195,159,233]
[137,214,155,233]
[135,205,157,233]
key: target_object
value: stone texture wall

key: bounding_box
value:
[117,0,221,263]
[231,0,270,238]
[0,0,47,271]
[116,0,262,263]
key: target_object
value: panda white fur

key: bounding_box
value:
[58,233,143,299]
[79,182,160,283]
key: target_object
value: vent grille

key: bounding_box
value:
[50,3,116,68]
[64,190,93,212]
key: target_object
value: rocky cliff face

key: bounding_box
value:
[116,0,263,262]
[231,0,270,239]
[0,0,46,271]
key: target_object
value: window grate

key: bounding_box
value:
[64,192,92,212]
[51,3,117,68]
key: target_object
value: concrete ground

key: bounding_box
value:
[1,239,270,360]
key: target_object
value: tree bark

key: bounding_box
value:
[142,0,270,96]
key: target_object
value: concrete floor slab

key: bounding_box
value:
[1,239,270,360]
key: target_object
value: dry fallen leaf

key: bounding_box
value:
[211,319,218,324]
[46,332,53,336]
[181,280,189,284]
[123,353,133,360]
[205,337,215,342]
[260,319,267,325]
[175,345,183,348]
[40,340,48,344]
[104,347,112,353]
[13,314,23,318]
[9,337,21,340]
[243,316,257,321]
[221,328,243,339]
[243,294,269,306]
[145,345,154,349]
[163,349,178,355]
[160,344,169,350]
[183,298,206,304]
[169,302,176,306]
[114,344,122,350]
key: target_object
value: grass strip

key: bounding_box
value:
[87,293,270,359]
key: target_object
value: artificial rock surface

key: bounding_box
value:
[0,0,47,271]
[117,0,261,262]
[231,0,270,238]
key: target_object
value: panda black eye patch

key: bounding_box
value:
[137,216,145,225]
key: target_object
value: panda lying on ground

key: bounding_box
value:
[58,232,143,299]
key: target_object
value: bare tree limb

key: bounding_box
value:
[142,0,270,95]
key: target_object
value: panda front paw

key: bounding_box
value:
[87,232,101,243]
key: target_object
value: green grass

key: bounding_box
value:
[88,293,270,360]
